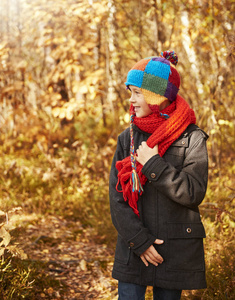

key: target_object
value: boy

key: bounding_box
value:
[109,51,208,300]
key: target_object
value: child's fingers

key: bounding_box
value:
[154,239,164,245]
[140,254,149,267]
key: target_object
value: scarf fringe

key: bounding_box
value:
[131,169,143,192]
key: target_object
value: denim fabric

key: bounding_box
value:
[153,286,182,300]
[118,281,182,300]
[118,282,146,300]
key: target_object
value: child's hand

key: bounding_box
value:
[136,141,158,166]
[140,239,164,267]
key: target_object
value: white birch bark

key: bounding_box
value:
[107,0,118,116]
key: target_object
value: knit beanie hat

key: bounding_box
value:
[125,50,180,113]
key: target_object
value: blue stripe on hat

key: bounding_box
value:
[125,69,144,87]
[145,60,170,80]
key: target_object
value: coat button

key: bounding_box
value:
[150,173,156,179]
[130,242,134,247]
[182,141,186,145]
[186,228,192,233]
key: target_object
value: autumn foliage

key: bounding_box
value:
[0,0,234,299]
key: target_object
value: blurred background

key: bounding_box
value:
[0,0,234,299]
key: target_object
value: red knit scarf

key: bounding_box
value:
[116,95,196,216]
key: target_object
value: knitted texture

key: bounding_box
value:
[116,95,196,216]
[125,50,180,108]
[129,113,144,194]
[160,50,178,65]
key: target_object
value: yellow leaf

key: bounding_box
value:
[218,119,233,128]
[47,287,54,294]
[52,93,62,101]
[14,81,23,90]
[108,138,117,146]
[228,90,233,97]
[93,2,108,14]
[72,82,88,94]
[80,46,89,54]
[92,69,104,78]
[123,113,130,123]
[0,227,11,248]
[73,7,86,16]
[85,42,97,49]
[79,85,88,94]
[2,86,14,94]
[210,129,217,135]
[59,110,66,119]
[66,110,74,121]
[80,259,87,271]
[52,107,61,117]
[0,42,7,50]
[16,60,27,69]
[90,92,97,100]
[53,37,66,44]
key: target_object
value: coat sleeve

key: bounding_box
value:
[109,134,156,256]
[141,129,208,209]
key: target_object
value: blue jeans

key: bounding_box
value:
[118,281,182,300]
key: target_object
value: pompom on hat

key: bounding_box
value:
[125,50,180,113]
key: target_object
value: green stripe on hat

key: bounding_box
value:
[141,73,168,96]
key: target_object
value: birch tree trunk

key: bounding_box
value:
[16,0,26,104]
[153,0,159,53]
[107,0,119,123]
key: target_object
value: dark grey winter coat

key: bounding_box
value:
[109,124,208,290]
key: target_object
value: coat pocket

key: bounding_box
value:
[164,141,187,167]
[115,235,131,265]
[166,222,206,272]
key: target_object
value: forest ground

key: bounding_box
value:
[5,198,235,300]
[12,212,118,300]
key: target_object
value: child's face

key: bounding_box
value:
[129,85,152,118]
